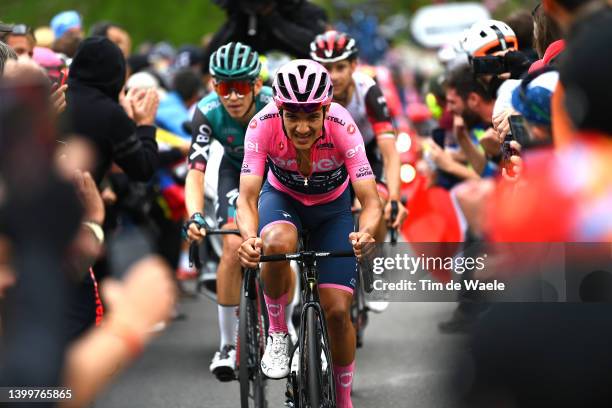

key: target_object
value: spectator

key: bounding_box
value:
[34,26,54,48]
[532,3,564,60]
[542,0,611,147]
[50,10,83,41]
[1,24,36,58]
[444,65,499,177]
[156,69,202,138]
[65,36,160,185]
[51,11,83,59]
[89,21,132,58]
[203,0,328,74]
[506,10,538,62]
[0,40,17,76]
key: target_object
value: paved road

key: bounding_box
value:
[98,287,463,408]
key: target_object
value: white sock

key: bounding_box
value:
[179,249,191,270]
[218,305,239,348]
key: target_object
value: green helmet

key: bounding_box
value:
[209,42,261,81]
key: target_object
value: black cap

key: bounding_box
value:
[560,9,612,135]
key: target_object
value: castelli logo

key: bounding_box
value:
[227,135,234,143]
[338,372,353,387]
[279,141,284,150]
[268,304,282,317]
[249,119,257,129]
[347,124,356,134]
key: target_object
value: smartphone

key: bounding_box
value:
[471,55,507,76]
[431,128,446,148]
[508,115,531,147]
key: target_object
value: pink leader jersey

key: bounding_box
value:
[242,102,374,206]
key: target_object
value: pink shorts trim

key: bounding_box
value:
[260,220,297,237]
[319,283,354,295]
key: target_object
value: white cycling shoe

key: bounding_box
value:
[261,332,291,379]
[209,344,236,382]
[290,347,328,374]
[367,300,390,313]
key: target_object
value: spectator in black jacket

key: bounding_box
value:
[203,0,328,74]
[65,36,159,186]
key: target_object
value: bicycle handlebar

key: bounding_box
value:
[189,229,241,268]
[259,250,355,263]
[390,200,399,245]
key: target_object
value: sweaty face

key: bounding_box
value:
[282,109,325,150]
[323,60,354,99]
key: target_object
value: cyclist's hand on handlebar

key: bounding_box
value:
[384,200,407,229]
[182,213,206,242]
[239,237,263,269]
[349,231,375,260]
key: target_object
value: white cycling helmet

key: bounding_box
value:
[461,19,518,57]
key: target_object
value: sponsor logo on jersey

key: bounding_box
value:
[271,156,343,172]
[227,135,235,144]
[279,141,284,150]
[345,142,365,158]
[356,166,373,178]
[259,113,280,121]
[201,100,221,115]
[189,143,210,161]
[316,142,335,149]
[249,119,257,129]
[326,115,346,126]
[347,124,356,134]
[246,141,259,152]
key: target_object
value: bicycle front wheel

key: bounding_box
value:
[238,274,267,408]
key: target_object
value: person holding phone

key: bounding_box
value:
[502,69,559,181]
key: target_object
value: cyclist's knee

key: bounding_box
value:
[261,224,297,255]
[322,301,351,330]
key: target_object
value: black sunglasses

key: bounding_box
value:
[532,3,542,18]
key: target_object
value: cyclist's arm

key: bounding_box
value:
[185,109,213,217]
[377,138,401,201]
[353,178,383,237]
[236,113,269,240]
[365,84,401,200]
[236,175,263,240]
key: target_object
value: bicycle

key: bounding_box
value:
[258,233,355,408]
[190,229,269,408]
[350,201,398,347]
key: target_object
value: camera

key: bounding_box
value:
[471,51,531,78]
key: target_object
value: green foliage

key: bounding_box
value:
[1,0,534,48]
[0,0,225,47]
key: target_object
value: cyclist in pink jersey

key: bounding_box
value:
[237,60,382,408]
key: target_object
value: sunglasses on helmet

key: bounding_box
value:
[281,102,324,113]
[214,80,253,99]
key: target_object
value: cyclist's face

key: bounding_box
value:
[282,109,325,150]
[324,60,356,98]
[217,78,262,119]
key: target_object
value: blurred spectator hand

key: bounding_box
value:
[427,140,456,173]
[73,169,104,225]
[493,108,517,142]
[480,127,503,158]
[101,256,176,338]
[131,88,159,126]
[51,83,68,114]
[501,141,523,182]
